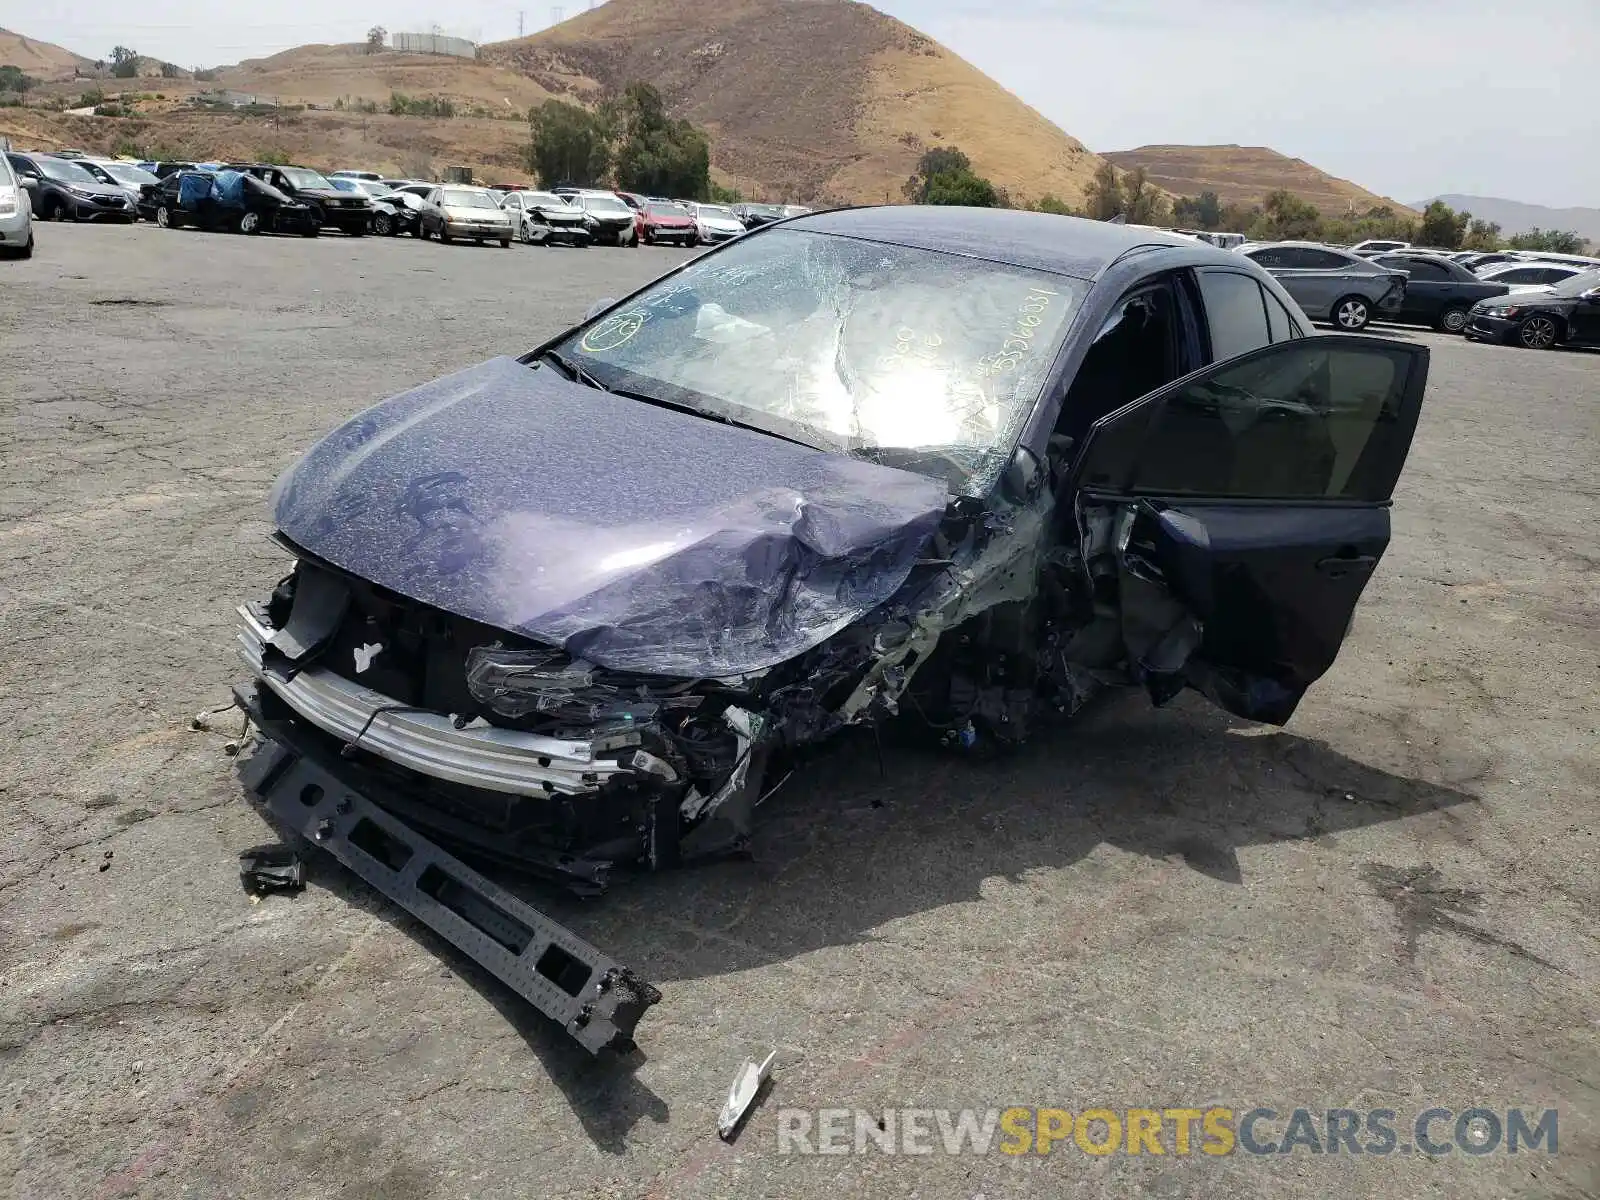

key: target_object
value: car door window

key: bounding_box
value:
[1263,288,1299,342]
[1248,247,1292,269]
[1401,258,1451,281]
[1078,337,1427,503]
[1197,270,1272,361]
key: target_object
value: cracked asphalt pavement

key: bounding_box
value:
[1,223,1596,1199]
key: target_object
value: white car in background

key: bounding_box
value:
[687,202,745,244]
[77,158,161,214]
[0,153,33,259]
[1475,261,1590,292]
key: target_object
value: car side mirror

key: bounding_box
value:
[999,446,1044,505]
[1581,288,1600,303]
[584,298,617,321]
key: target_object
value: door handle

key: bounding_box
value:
[1316,554,1378,577]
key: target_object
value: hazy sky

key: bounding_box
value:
[9,0,1594,207]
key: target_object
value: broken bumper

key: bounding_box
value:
[234,680,661,1054]
[236,603,637,798]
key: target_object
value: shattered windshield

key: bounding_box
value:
[554,229,1084,496]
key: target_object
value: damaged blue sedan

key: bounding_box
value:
[233,208,1429,1053]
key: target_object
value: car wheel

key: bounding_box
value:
[15,233,33,259]
[238,211,262,235]
[1332,295,1372,331]
[349,224,365,237]
[1517,314,1559,350]
[440,228,453,243]
[155,205,171,228]
[1436,306,1469,334]
[40,195,64,221]
[499,238,511,248]
[519,222,535,245]
[373,213,393,236]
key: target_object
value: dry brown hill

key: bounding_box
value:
[481,0,1105,206]
[0,27,93,80]
[1103,144,1417,217]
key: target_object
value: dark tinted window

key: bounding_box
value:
[1263,288,1297,341]
[1296,248,1356,270]
[1103,341,1420,502]
[1398,258,1452,281]
[1197,270,1272,361]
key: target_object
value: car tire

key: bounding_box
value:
[440,228,454,244]
[238,211,262,235]
[349,225,365,237]
[155,205,171,228]
[40,195,64,221]
[519,222,535,245]
[1517,314,1559,350]
[373,213,393,236]
[499,238,511,248]
[1436,306,1469,334]
[1332,295,1372,331]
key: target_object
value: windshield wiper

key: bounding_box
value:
[540,349,609,392]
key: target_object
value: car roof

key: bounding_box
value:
[1480,260,1579,274]
[782,206,1219,280]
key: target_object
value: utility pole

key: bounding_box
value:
[551,6,564,26]
[518,9,525,36]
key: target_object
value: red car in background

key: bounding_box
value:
[638,199,698,246]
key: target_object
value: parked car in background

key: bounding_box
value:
[366,190,424,236]
[137,161,199,179]
[0,152,34,259]
[418,185,514,245]
[330,170,383,182]
[1239,241,1406,330]
[638,200,697,245]
[1350,238,1410,256]
[1368,251,1511,332]
[4,153,136,223]
[687,202,745,244]
[1474,261,1589,291]
[500,190,590,246]
[152,169,320,236]
[563,190,639,246]
[1465,268,1600,350]
[734,202,788,230]
[232,164,371,235]
[75,158,160,216]
[1458,251,1523,272]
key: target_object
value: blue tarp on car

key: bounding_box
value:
[177,173,212,210]
[213,170,246,208]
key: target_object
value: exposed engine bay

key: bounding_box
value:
[238,455,1232,900]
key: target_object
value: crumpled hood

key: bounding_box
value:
[270,356,949,677]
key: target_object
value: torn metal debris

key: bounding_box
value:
[238,843,306,894]
[718,1050,776,1141]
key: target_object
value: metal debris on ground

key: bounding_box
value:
[717,1050,776,1141]
[238,843,306,894]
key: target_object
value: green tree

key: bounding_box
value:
[903,145,1002,207]
[1083,162,1122,221]
[1462,218,1502,251]
[1120,167,1170,225]
[1173,190,1223,229]
[110,46,140,78]
[159,61,180,78]
[527,99,612,187]
[367,26,387,53]
[1417,200,1471,249]
[0,65,38,93]
[610,83,712,199]
[1507,227,1585,254]
[1250,189,1323,241]
[1033,193,1077,216]
[922,169,1000,207]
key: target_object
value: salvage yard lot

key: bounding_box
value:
[1,224,1596,1200]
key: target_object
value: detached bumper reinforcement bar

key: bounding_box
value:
[234,682,660,1055]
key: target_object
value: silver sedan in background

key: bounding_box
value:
[1238,241,1407,330]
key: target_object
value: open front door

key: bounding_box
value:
[1069,335,1429,724]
